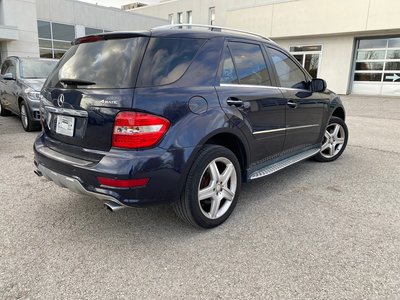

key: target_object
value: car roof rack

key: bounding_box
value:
[153,24,275,43]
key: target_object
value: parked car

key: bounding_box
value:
[0,57,58,131]
[34,25,348,228]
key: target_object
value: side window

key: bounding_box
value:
[268,47,307,89]
[228,42,272,86]
[1,61,10,75]
[6,61,17,78]
[221,47,238,84]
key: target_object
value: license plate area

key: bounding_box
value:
[56,115,75,137]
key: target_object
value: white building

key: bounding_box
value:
[0,0,168,61]
[131,0,400,96]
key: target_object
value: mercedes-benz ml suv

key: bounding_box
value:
[34,25,348,228]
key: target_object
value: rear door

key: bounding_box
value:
[266,46,329,151]
[41,36,149,152]
[216,41,286,164]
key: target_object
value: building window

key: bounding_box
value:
[209,7,215,25]
[168,14,174,24]
[177,12,183,24]
[187,11,192,24]
[37,20,75,59]
[85,27,103,35]
[290,45,322,78]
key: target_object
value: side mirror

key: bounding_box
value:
[3,73,15,80]
[310,78,326,92]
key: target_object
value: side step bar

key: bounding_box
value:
[249,148,320,180]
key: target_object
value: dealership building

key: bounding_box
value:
[1,0,400,96]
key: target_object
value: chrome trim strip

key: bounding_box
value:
[45,106,88,117]
[286,124,319,131]
[220,83,279,90]
[36,145,93,167]
[253,124,319,135]
[37,164,127,207]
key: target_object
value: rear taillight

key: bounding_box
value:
[98,177,149,188]
[112,112,170,149]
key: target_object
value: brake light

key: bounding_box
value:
[98,177,149,188]
[73,35,104,45]
[112,112,170,149]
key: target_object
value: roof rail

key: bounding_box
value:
[153,24,274,43]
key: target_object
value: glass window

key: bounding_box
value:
[383,73,400,82]
[304,53,319,78]
[138,38,204,86]
[39,39,52,49]
[177,12,183,24]
[293,54,303,65]
[354,73,382,81]
[40,49,53,59]
[1,61,10,75]
[358,39,387,49]
[387,50,400,59]
[20,60,57,79]
[290,45,322,52]
[53,40,71,50]
[187,11,192,24]
[355,62,384,71]
[52,23,75,41]
[85,27,103,35]
[357,50,385,60]
[47,37,148,89]
[6,62,17,78]
[37,21,51,39]
[269,48,307,89]
[168,14,174,24]
[228,42,271,86]
[209,7,215,25]
[53,50,66,59]
[220,47,238,84]
[385,62,400,71]
[388,38,400,48]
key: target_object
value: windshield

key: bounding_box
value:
[45,37,148,89]
[20,60,58,79]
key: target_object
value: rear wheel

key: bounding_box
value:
[0,101,11,116]
[173,145,241,229]
[20,101,38,132]
[313,117,348,162]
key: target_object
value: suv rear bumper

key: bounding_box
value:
[34,133,195,207]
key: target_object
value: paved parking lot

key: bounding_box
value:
[1,95,399,299]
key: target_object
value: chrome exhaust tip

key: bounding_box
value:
[104,200,125,212]
[34,169,43,177]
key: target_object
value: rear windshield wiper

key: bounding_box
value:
[59,78,96,86]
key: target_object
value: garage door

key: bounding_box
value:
[352,37,400,96]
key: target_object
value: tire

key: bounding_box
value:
[173,145,242,229]
[313,116,348,162]
[19,101,38,132]
[0,101,11,116]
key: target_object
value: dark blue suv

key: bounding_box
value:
[34,25,348,228]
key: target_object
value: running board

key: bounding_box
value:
[249,148,320,180]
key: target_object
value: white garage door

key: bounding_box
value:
[352,37,400,96]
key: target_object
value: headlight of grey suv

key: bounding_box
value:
[25,88,42,101]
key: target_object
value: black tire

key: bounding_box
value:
[313,116,348,162]
[173,145,242,229]
[19,101,38,132]
[0,101,11,116]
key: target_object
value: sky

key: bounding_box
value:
[79,0,161,8]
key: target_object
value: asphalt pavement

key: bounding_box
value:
[1,95,399,299]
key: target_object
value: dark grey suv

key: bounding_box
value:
[0,57,58,131]
[34,25,348,228]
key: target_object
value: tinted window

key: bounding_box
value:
[52,23,75,41]
[46,37,148,89]
[20,60,57,79]
[138,38,204,86]
[229,42,271,86]
[269,48,307,89]
[220,47,238,84]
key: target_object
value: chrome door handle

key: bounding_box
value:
[227,98,244,108]
[287,100,298,108]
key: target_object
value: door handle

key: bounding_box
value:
[287,100,298,108]
[227,98,244,108]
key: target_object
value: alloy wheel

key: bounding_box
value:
[20,104,28,129]
[320,123,346,159]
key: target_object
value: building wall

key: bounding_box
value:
[0,0,39,59]
[36,0,168,32]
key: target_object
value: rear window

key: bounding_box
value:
[45,37,148,89]
[137,37,205,87]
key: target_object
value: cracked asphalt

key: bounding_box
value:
[1,95,399,299]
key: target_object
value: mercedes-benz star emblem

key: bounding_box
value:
[57,94,64,107]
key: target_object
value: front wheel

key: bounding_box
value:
[313,116,348,162]
[173,145,241,229]
[20,101,38,132]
